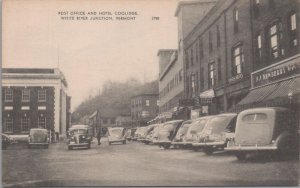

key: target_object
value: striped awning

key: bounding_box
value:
[238,76,300,106]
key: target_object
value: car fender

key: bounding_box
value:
[275,130,292,150]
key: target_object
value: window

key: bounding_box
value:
[191,74,196,97]
[253,0,260,18]
[190,49,194,66]
[242,113,267,122]
[216,25,220,47]
[232,45,244,76]
[208,63,216,88]
[196,72,199,94]
[196,42,199,63]
[185,50,189,69]
[4,88,13,102]
[38,116,46,128]
[146,100,150,106]
[200,68,204,91]
[4,117,13,133]
[218,58,222,81]
[268,23,282,59]
[233,8,239,33]
[256,34,262,60]
[157,100,159,106]
[289,12,298,47]
[179,69,183,82]
[21,116,30,132]
[199,38,204,59]
[186,76,190,97]
[209,31,213,52]
[22,88,30,102]
[38,89,46,102]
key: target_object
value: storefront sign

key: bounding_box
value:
[228,73,243,83]
[252,56,300,88]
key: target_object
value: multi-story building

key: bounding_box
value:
[131,94,159,126]
[158,50,184,116]
[2,68,71,139]
[182,0,299,117]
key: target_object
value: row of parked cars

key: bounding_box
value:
[132,107,299,160]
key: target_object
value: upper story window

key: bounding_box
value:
[208,62,216,88]
[185,50,189,69]
[191,74,196,97]
[3,116,13,133]
[190,49,194,66]
[199,38,204,59]
[253,0,260,18]
[38,89,46,102]
[4,88,13,102]
[256,34,262,61]
[209,31,213,53]
[196,42,199,63]
[216,25,220,47]
[289,12,298,47]
[22,88,30,102]
[233,8,239,33]
[200,67,204,91]
[218,58,222,82]
[268,22,282,59]
[232,45,244,76]
[146,100,150,106]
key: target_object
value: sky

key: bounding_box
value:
[3,0,182,111]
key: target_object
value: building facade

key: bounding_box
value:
[131,94,159,126]
[2,68,71,138]
[181,0,299,118]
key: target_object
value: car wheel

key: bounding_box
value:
[192,146,200,152]
[108,142,111,145]
[236,153,247,161]
[68,146,72,150]
[44,145,49,149]
[123,140,126,144]
[162,144,170,149]
[87,143,91,149]
[204,147,214,155]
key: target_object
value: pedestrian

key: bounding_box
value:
[97,129,101,145]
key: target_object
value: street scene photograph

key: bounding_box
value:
[2,0,300,187]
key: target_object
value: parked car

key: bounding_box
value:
[125,129,132,141]
[138,124,158,144]
[2,133,12,150]
[132,127,147,141]
[153,120,184,149]
[28,128,50,149]
[180,116,214,149]
[67,125,93,150]
[192,113,237,154]
[225,107,298,160]
[108,127,127,145]
[149,124,164,143]
[171,120,193,148]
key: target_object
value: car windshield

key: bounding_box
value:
[190,119,208,132]
[202,116,230,134]
[109,129,123,135]
[69,129,86,135]
[30,129,47,135]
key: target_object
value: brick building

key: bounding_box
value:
[2,68,71,139]
[131,94,159,126]
[181,0,299,118]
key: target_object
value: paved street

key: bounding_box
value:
[2,138,299,187]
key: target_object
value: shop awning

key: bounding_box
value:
[238,76,300,107]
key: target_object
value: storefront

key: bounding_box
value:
[236,54,300,127]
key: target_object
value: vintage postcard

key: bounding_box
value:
[2,0,299,187]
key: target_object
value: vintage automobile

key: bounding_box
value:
[2,133,12,150]
[28,128,50,149]
[67,125,93,150]
[171,120,193,148]
[108,127,127,145]
[225,107,298,160]
[180,116,214,149]
[132,127,147,141]
[149,124,164,143]
[192,113,237,154]
[153,120,184,149]
[138,124,158,144]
